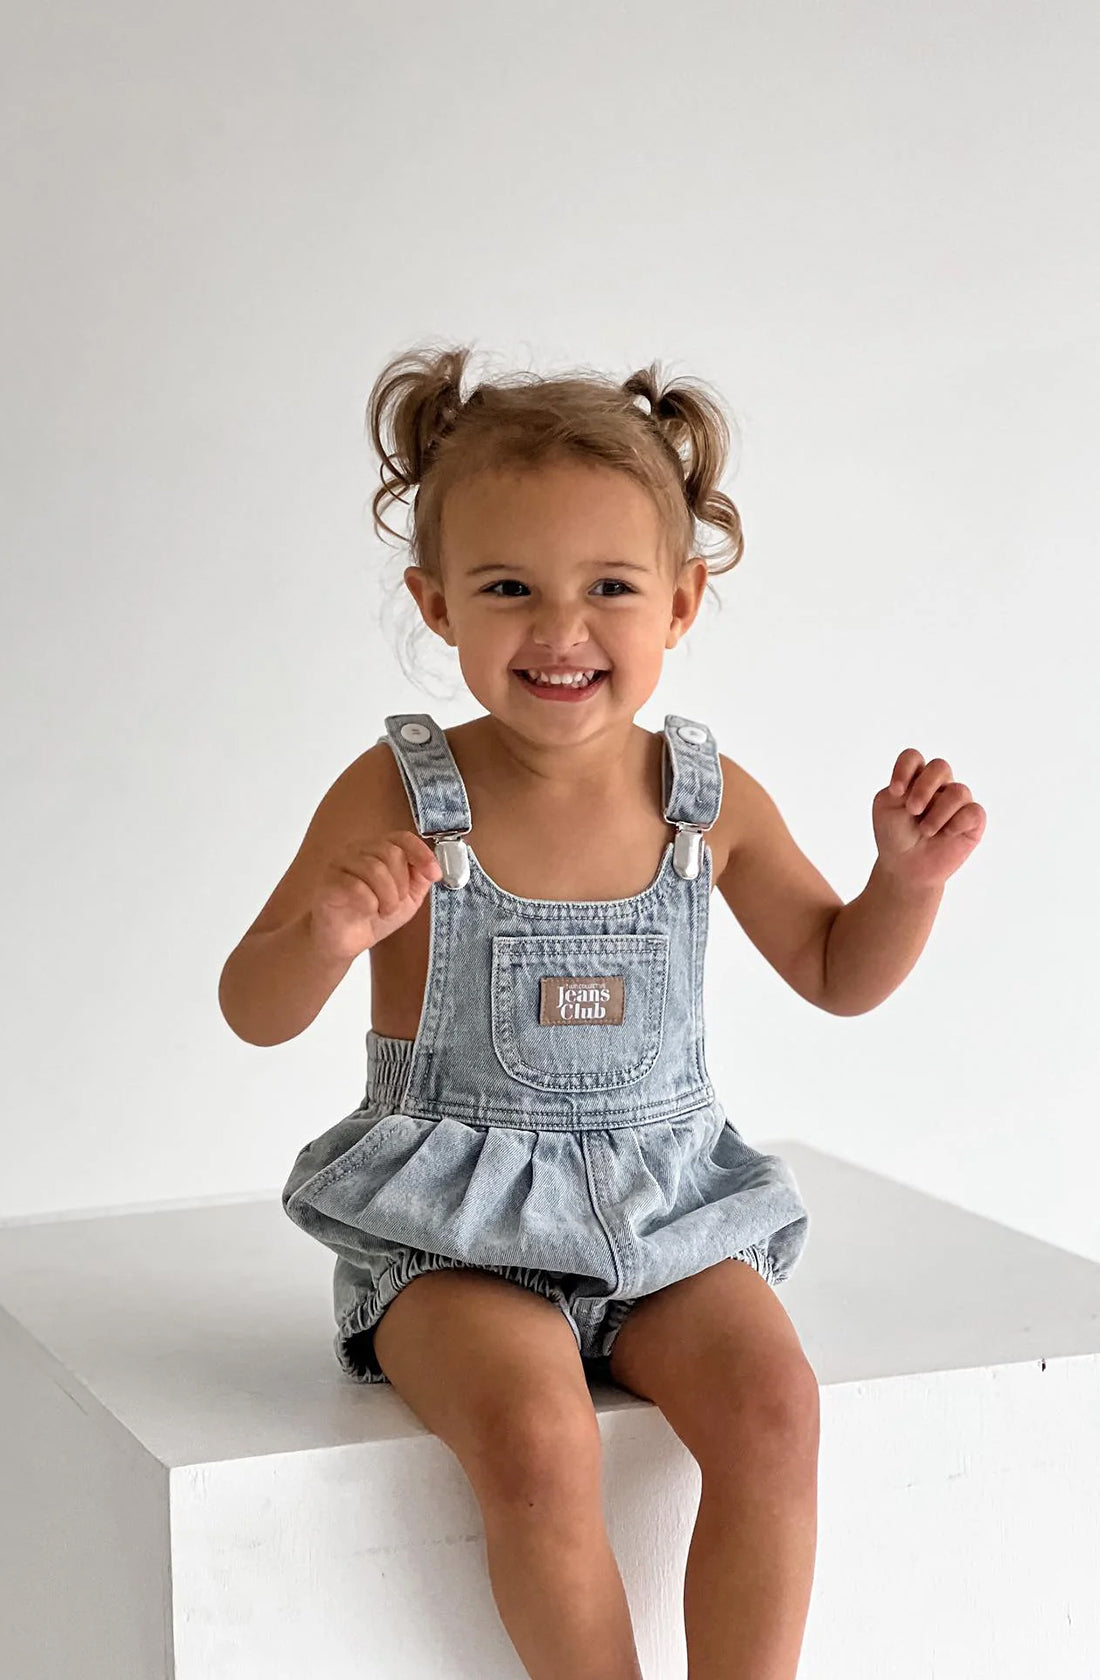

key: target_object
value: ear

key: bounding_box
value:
[665,556,708,650]
[404,566,456,647]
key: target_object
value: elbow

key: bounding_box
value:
[817,992,878,1018]
[817,977,902,1017]
[217,957,257,1044]
[816,913,885,1016]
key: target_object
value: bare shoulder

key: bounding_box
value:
[714,749,823,881]
[234,739,406,942]
[710,752,759,879]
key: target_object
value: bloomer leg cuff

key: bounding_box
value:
[335,1248,581,1383]
[593,1240,776,1362]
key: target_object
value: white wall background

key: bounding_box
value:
[3,0,1098,1262]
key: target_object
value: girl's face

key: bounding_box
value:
[404,460,708,735]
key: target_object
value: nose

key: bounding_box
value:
[530,601,590,656]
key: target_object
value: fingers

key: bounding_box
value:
[888,749,925,797]
[338,831,441,915]
[915,783,976,836]
[889,752,955,815]
[386,829,444,880]
[937,800,986,841]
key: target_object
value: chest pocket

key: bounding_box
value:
[491,933,669,1092]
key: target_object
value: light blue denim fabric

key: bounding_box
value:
[282,713,810,1383]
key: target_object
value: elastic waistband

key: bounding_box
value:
[365,1030,414,1111]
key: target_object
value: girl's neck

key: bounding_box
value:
[453,713,654,798]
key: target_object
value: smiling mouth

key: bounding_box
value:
[513,669,609,694]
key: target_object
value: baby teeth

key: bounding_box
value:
[524,669,597,686]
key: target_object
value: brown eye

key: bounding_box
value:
[481,578,635,598]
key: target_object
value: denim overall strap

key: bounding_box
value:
[381,714,472,889]
[662,715,722,880]
[382,714,471,835]
[379,712,721,888]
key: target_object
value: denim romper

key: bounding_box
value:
[282,712,810,1384]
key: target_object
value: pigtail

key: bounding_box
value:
[367,343,474,546]
[622,363,744,574]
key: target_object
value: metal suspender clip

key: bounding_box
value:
[672,822,707,881]
[428,829,471,890]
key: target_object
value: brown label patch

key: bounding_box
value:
[539,976,625,1025]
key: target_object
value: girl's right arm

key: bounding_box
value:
[218,748,441,1047]
[218,917,357,1048]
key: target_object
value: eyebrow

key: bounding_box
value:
[463,559,652,577]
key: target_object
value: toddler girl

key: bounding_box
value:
[219,343,986,1680]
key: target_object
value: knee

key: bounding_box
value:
[694,1350,820,1480]
[753,1351,820,1458]
[465,1395,603,1516]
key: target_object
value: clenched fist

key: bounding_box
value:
[873,751,987,891]
[306,830,443,962]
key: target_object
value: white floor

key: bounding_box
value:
[2,1140,1098,1678]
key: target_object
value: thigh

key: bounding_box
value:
[373,1267,602,1501]
[607,1256,819,1471]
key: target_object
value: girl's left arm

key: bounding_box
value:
[716,750,987,1017]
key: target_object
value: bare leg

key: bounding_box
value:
[609,1256,820,1679]
[374,1267,643,1680]
[479,1470,643,1680]
[682,1444,817,1678]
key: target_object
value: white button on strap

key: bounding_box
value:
[399,722,432,744]
[677,725,708,745]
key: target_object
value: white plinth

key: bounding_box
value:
[1,1142,1098,1679]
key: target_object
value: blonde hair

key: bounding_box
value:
[365,341,744,684]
